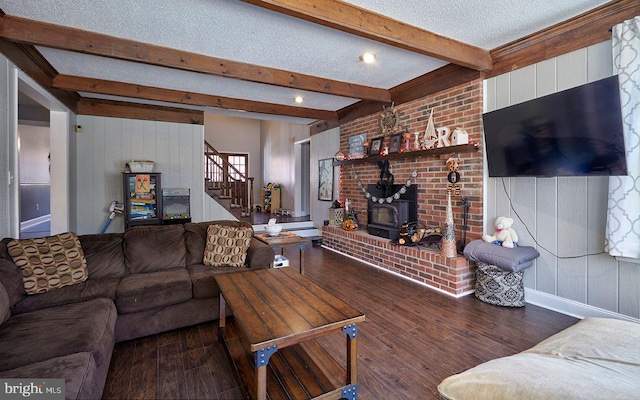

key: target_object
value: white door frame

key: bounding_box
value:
[18,71,72,235]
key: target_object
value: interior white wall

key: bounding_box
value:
[484,40,639,320]
[73,115,232,235]
[260,120,310,212]
[310,127,340,228]
[204,113,262,207]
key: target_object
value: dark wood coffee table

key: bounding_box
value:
[216,268,365,400]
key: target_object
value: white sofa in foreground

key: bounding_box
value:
[438,317,640,400]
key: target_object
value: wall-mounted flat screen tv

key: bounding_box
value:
[483,75,627,177]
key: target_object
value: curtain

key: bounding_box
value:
[606,16,640,259]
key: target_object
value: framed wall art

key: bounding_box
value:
[389,134,401,153]
[369,137,384,155]
[348,133,367,159]
[318,158,334,201]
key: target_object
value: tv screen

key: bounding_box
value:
[483,75,627,177]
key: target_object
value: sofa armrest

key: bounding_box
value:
[246,238,274,270]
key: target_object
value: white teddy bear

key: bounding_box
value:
[482,216,519,248]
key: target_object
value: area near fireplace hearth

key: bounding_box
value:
[322,78,484,295]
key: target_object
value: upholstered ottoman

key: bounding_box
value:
[463,240,540,307]
[475,262,525,307]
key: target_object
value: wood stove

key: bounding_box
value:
[367,184,417,240]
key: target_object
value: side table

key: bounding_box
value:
[255,232,308,274]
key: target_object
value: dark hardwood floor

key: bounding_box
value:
[103,241,578,400]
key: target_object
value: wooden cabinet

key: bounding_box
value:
[123,173,162,229]
[261,186,280,213]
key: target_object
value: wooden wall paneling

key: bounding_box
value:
[556,177,588,303]
[535,58,557,98]
[189,125,205,223]
[74,116,93,235]
[557,48,588,91]
[535,178,558,295]
[483,77,497,112]
[587,41,613,82]
[178,123,194,210]
[104,117,124,232]
[485,39,638,319]
[167,123,181,195]
[155,121,171,185]
[512,177,537,288]
[509,65,536,105]
[71,115,216,234]
[494,74,511,110]
[586,177,619,313]
[618,262,640,319]
[92,117,107,233]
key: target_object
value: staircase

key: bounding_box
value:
[204,140,253,221]
[204,140,321,239]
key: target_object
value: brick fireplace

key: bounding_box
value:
[321,78,484,296]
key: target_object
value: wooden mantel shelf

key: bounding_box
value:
[332,143,479,166]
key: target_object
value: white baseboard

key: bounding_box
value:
[525,289,640,323]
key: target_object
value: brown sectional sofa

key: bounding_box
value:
[0,220,274,400]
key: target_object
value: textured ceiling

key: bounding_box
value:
[0,0,611,124]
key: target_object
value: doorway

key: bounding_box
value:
[294,139,311,217]
[14,72,71,237]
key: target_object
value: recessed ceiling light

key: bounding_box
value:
[294,95,304,104]
[360,52,376,64]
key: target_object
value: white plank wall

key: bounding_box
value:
[484,41,639,319]
[310,127,340,228]
[72,115,232,235]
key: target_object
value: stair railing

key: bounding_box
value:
[204,140,254,216]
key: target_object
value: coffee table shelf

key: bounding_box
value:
[216,268,365,400]
[220,318,348,399]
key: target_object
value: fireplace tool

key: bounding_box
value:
[457,196,469,253]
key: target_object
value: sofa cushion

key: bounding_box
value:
[203,224,253,267]
[79,233,126,279]
[9,278,120,316]
[437,317,640,400]
[7,232,89,294]
[0,353,100,400]
[124,225,186,273]
[184,220,253,266]
[0,257,26,307]
[188,263,252,299]
[0,297,117,373]
[0,282,9,326]
[116,268,192,314]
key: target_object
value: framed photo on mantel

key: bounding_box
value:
[369,137,384,156]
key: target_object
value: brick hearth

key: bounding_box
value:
[322,226,476,296]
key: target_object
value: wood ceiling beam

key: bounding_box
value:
[53,75,338,121]
[241,0,492,72]
[77,98,204,124]
[0,38,79,112]
[488,0,639,78]
[0,14,391,102]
